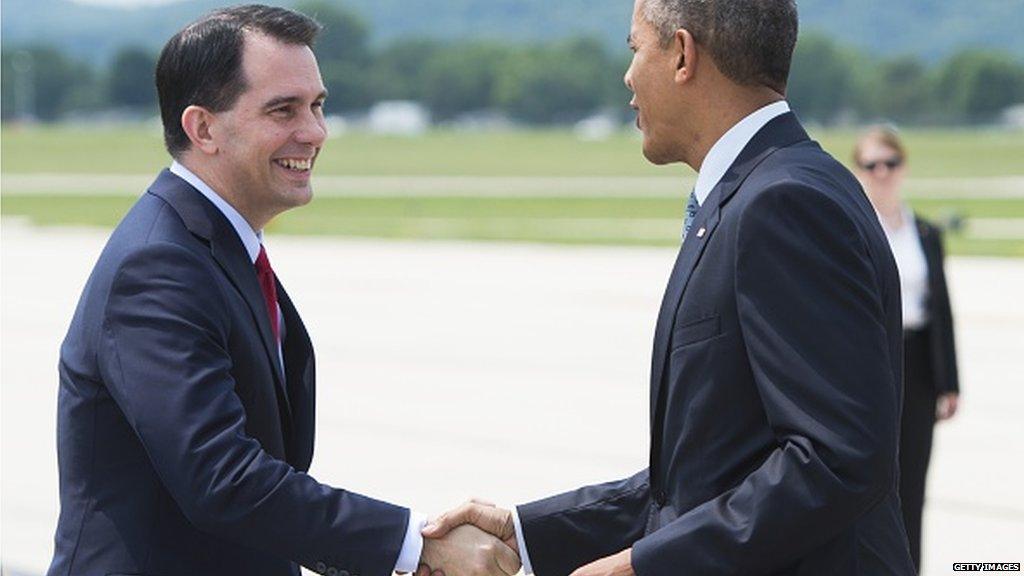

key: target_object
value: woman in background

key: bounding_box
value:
[854,126,961,571]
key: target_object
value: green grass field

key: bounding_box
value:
[3,125,1024,177]
[2,125,1023,256]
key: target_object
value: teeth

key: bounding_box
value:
[278,158,312,171]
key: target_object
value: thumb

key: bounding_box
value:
[422,507,466,538]
[421,517,445,538]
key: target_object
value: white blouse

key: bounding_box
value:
[879,207,931,330]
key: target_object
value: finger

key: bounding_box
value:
[470,505,513,539]
[936,395,957,420]
[494,541,522,576]
[569,561,593,576]
[431,570,445,576]
[469,497,496,507]
[426,503,512,541]
[415,564,432,576]
[422,503,475,538]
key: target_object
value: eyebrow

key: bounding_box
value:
[263,90,329,110]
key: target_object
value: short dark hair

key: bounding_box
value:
[642,0,798,94]
[156,4,321,156]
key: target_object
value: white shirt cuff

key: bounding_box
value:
[394,511,428,573]
[512,506,534,575]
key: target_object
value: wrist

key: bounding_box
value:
[620,549,636,576]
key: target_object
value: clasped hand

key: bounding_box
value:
[417,499,634,576]
[416,499,519,576]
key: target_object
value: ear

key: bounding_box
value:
[673,29,698,84]
[180,105,219,156]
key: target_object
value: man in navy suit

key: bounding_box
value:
[48,5,520,576]
[423,1,916,575]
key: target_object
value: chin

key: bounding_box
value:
[276,186,314,210]
[641,140,674,166]
[292,187,314,207]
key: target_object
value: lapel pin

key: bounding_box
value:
[696,227,706,238]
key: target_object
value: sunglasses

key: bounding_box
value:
[860,157,903,172]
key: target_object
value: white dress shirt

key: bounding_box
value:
[168,161,427,571]
[693,100,791,206]
[878,207,930,330]
[510,100,791,574]
[171,161,264,262]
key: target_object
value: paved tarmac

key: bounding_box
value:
[2,221,1022,575]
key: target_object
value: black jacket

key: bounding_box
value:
[915,216,960,393]
[49,170,409,576]
[517,113,915,576]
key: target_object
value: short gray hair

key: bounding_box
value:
[641,0,798,93]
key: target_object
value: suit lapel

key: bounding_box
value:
[648,113,810,425]
[277,280,316,470]
[148,170,293,428]
[209,238,293,417]
[648,183,724,421]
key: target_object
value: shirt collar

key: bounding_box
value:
[693,100,791,206]
[169,160,263,263]
[875,204,917,238]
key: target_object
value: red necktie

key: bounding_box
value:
[255,245,280,342]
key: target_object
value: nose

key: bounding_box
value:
[296,108,327,147]
[624,64,634,92]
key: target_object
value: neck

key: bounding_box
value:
[876,197,905,230]
[686,86,783,172]
[177,155,268,231]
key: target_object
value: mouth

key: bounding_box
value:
[273,157,314,173]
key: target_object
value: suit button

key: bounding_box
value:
[655,489,667,506]
[314,562,327,574]
[327,568,338,576]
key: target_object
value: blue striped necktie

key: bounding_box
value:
[683,189,700,240]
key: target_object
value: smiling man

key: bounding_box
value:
[47,5,519,576]
[424,1,916,575]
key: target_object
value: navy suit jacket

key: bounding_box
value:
[49,170,408,576]
[518,114,916,576]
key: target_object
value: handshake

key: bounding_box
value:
[413,499,634,576]
[416,499,520,576]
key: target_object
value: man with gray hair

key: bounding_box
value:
[422,0,916,574]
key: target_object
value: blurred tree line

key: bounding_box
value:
[3,1,1024,125]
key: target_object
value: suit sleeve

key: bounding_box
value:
[98,241,409,576]
[928,226,960,393]
[516,469,651,576]
[632,183,901,575]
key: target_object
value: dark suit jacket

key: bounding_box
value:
[518,113,916,576]
[915,217,959,393]
[49,170,408,576]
